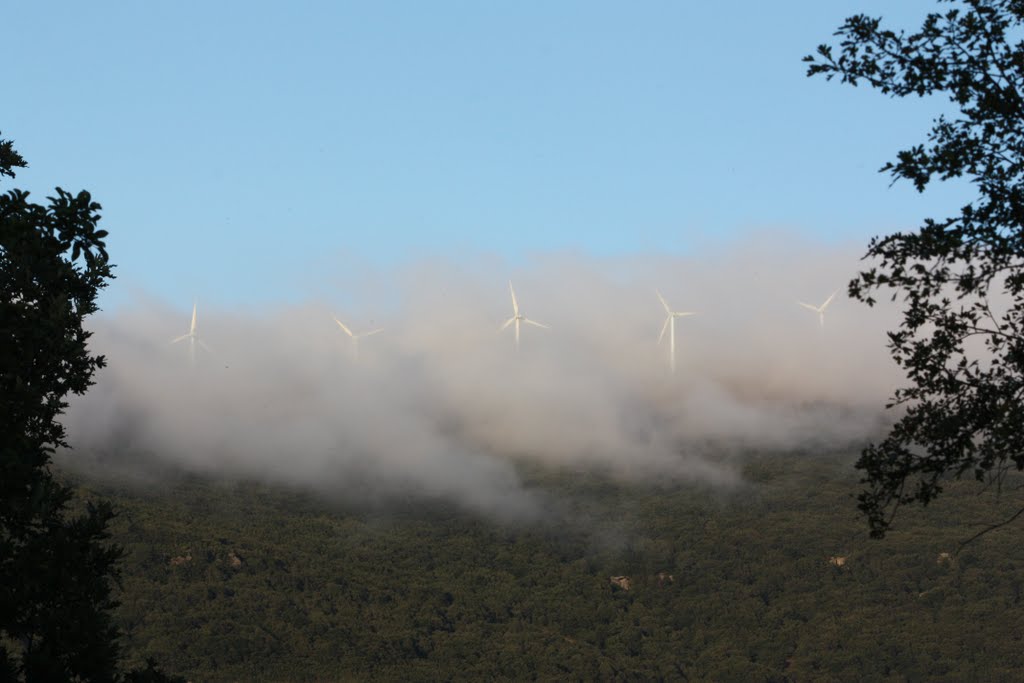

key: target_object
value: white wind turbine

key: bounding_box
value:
[656,291,697,374]
[333,316,383,361]
[500,281,548,351]
[798,289,840,329]
[171,301,211,363]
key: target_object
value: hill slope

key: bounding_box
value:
[69,454,1024,681]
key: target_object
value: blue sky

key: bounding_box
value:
[7,1,973,308]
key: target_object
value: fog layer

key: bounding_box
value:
[63,239,903,518]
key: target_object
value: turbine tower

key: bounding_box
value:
[333,316,383,361]
[171,301,211,363]
[656,290,697,374]
[798,289,840,329]
[500,281,548,351]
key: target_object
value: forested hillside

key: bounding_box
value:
[67,454,1024,681]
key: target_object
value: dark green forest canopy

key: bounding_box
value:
[66,454,1024,682]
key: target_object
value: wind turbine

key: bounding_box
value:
[171,301,211,363]
[500,281,548,351]
[333,316,383,361]
[656,291,697,374]
[798,289,840,329]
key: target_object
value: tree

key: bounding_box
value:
[0,133,181,681]
[805,0,1024,537]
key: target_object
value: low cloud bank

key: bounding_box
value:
[62,237,904,519]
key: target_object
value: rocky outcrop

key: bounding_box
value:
[610,576,632,591]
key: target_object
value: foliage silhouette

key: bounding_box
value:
[806,0,1024,537]
[0,132,181,681]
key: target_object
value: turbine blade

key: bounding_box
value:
[820,289,840,310]
[499,317,516,331]
[523,318,548,329]
[362,328,384,337]
[333,317,355,338]
[656,290,671,314]
[197,339,213,353]
[658,316,670,344]
[673,311,697,318]
[171,334,190,344]
[798,302,819,313]
[190,302,198,334]
[508,281,519,316]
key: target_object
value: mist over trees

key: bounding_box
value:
[8,1,1024,678]
[806,0,1024,537]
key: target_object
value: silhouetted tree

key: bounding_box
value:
[0,132,181,681]
[805,0,1024,537]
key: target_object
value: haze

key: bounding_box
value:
[62,236,904,519]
